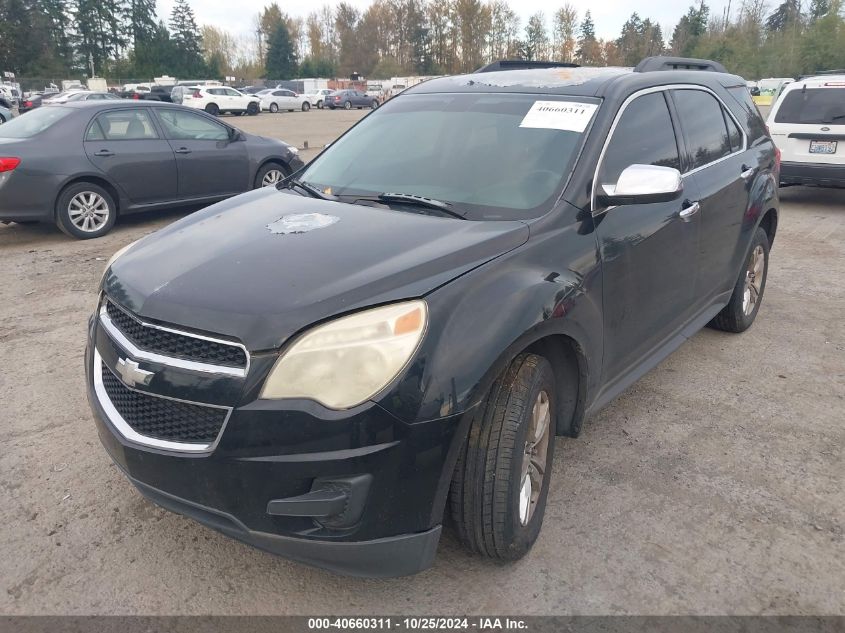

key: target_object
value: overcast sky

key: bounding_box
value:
[157,0,733,43]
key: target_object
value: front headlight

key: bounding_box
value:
[260,300,428,409]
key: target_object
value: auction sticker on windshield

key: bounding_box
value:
[519,101,598,133]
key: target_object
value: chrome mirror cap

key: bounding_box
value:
[601,164,683,205]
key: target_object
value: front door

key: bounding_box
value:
[593,90,701,386]
[83,108,178,205]
[153,108,250,198]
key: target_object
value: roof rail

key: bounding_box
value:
[797,69,845,80]
[475,60,580,73]
[635,56,728,74]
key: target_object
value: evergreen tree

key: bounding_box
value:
[576,11,602,64]
[265,23,297,79]
[170,0,205,76]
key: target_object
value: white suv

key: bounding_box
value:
[182,87,260,117]
[767,74,845,187]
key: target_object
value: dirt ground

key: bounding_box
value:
[0,109,842,616]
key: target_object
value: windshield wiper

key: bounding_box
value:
[284,178,335,201]
[377,192,467,219]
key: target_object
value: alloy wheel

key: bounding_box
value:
[261,169,285,187]
[518,390,552,526]
[68,192,110,233]
[742,245,765,316]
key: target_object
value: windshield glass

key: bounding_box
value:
[0,106,72,138]
[300,93,597,219]
[775,88,845,124]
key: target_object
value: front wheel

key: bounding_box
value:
[344,100,352,110]
[56,182,117,239]
[247,102,259,116]
[316,100,323,109]
[449,353,556,560]
[371,100,379,109]
[709,227,770,333]
[254,162,288,189]
[302,101,310,111]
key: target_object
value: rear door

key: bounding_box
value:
[83,108,178,205]
[769,85,845,165]
[670,88,750,301]
[593,90,701,385]
[153,108,250,198]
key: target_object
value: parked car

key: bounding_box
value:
[65,91,121,102]
[181,86,260,116]
[40,90,84,105]
[169,85,198,105]
[0,101,302,238]
[326,89,379,110]
[304,88,333,109]
[18,91,58,113]
[118,85,173,102]
[260,89,311,113]
[0,104,13,124]
[767,74,845,187]
[0,85,20,108]
[85,57,779,577]
[239,85,265,96]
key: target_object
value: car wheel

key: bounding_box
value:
[205,103,219,116]
[449,353,556,560]
[709,227,770,333]
[56,182,117,239]
[302,101,310,112]
[254,162,288,189]
[269,102,279,113]
[344,100,352,110]
[316,100,323,109]
[247,102,259,116]
[371,100,379,109]
[0,113,6,123]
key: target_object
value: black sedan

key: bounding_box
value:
[0,101,303,238]
[326,89,379,110]
[18,91,59,113]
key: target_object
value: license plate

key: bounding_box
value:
[809,140,837,154]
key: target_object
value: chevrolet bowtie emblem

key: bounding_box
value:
[116,357,154,387]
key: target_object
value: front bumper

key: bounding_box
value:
[86,314,461,577]
[780,161,845,187]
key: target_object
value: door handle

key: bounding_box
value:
[93,150,114,157]
[174,147,192,154]
[741,164,756,181]
[679,201,700,221]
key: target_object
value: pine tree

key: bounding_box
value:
[265,23,297,79]
[576,10,601,64]
[170,0,205,76]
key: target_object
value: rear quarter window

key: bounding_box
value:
[726,86,769,144]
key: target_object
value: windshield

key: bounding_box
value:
[300,93,597,220]
[0,106,72,138]
[775,88,845,124]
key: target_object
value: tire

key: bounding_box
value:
[316,100,323,109]
[0,113,6,124]
[371,100,379,109]
[247,102,259,116]
[269,102,279,113]
[205,103,219,116]
[302,101,310,112]
[709,227,770,333]
[449,353,556,561]
[55,182,117,239]
[254,162,288,189]
[344,100,352,110]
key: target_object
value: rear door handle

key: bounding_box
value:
[174,147,192,154]
[93,150,114,157]
[741,165,756,181]
[679,201,700,221]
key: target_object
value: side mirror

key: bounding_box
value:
[228,127,242,142]
[599,164,683,206]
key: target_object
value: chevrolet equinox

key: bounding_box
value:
[86,57,780,577]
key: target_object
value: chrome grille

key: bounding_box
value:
[102,298,248,371]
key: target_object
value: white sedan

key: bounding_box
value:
[261,89,311,113]
[304,89,333,109]
[182,87,260,116]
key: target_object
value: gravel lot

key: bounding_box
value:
[0,108,842,616]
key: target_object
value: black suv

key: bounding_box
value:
[86,57,779,577]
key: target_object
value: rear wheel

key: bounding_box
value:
[302,101,311,112]
[709,227,770,333]
[449,353,556,560]
[247,102,259,116]
[56,182,116,239]
[344,100,352,110]
[205,103,219,116]
[269,102,279,113]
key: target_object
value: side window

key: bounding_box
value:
[599,92,680,186]
[673,89,732,170]
[274,91,285,97]
[225,88,240,96]
[85,120,105,140]
[92,110,158,140]
[156,109,229,141]
[724,109,743,152]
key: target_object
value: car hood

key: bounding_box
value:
[105,188,529,351]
